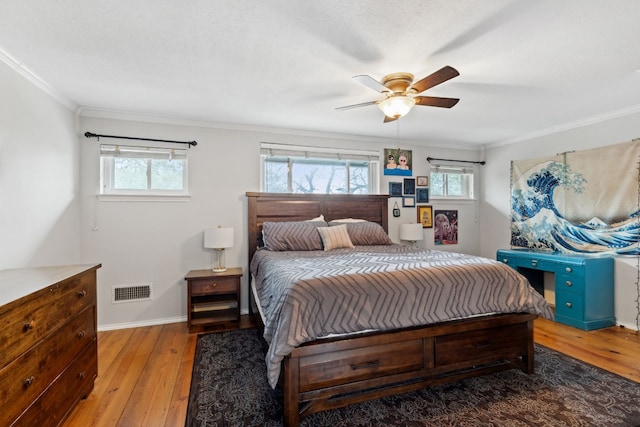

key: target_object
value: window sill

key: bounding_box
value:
[428,197,477,204]
[97,194,191,202]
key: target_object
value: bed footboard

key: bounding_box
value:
[281,313,536,427]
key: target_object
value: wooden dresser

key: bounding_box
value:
[0,264,101,427]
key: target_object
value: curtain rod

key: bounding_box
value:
[84,131,197,147]
[427,156,485,165]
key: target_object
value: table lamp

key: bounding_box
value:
[204,226,234,272]
[399,223,423,246]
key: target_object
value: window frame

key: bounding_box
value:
[260,143,380,194]
[99,143,190,201]
[429,166,475,200]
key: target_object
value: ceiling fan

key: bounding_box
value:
[336,66,460,122]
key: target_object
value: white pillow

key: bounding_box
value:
[317,224,354,251]
[329,218,366,223]
[307,215,325,222]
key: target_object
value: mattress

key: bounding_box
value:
[250,245,553,388]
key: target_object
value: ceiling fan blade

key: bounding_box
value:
[383,115,398,123]
[335,100,378,111]
[414,96,460,108]
[409,66,459,94]
[353,75,393,93]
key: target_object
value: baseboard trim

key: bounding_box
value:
[616,320,640,332]
[98,316,187,332]
[97,308,250,332]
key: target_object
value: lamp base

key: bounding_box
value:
[211,248,227,272]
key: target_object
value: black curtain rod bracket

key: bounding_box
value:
[427,156,485,166]
[84,131,197,147]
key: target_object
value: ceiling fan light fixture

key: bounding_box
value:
[378,95,416,118]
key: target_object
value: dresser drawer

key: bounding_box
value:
[11,338,98,427]
[0,306,96,426]
[299,339,424,392]
[0,273,96,370]
[190,277,238,296]
[555,291,585,320]
[555,273,585,294]
[497,254,519,268]
[518,257,555,271]
[435,322,529,368]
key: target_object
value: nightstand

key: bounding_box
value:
[185,268,242,333]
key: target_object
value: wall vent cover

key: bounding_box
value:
[112,283,152,303]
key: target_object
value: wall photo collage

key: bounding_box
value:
[387,148,457,244]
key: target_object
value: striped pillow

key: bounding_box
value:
[329,221,393,245]
[262,221,327,251]
[317,224,354,251]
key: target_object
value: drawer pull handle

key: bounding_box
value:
[565,302,573,308]
[531,260,537,267]
[565,267,572,273]
[77,290,87,298]
[351,359,381,370]
[565,281,572,287]
[476,341,492,349]
[23,320,35,332]
[78,371,86,380]
[23,376,35,387]
[78,330,86,339]
[211,283,218,288]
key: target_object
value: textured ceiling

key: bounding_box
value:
[1,0,640,148]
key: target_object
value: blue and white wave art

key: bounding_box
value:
[511,161,640,255]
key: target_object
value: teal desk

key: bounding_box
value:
[497,249,615,331]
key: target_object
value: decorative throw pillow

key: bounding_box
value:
[317,224,354,251]
[329,221,393,245]
[262,221,327,251]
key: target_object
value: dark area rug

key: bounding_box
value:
[186,328,640,427]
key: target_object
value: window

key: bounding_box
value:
[261,143,379,194]
[100,144,188,196]
[429,166,475,199]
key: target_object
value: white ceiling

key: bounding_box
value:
[2,0,640,148]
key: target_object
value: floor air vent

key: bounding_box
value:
[112,283,152,303]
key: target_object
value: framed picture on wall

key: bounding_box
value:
[384,148,413,176]
[434,209,458,245]
[416,187,429,203]
[402,196,415,207]
[389,182,403,197]
[417,176,429,186]
[417,205,433,228]
[403,178,416,195]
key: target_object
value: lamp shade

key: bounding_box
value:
[204,226,234,249]
[378,95,416,118]
[399,223,423,242]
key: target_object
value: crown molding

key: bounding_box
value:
[485,103,640,149]
[0,45,77,111]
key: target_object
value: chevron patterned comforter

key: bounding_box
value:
[250,245,553,388]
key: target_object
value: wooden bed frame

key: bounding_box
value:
[246,192,536,427]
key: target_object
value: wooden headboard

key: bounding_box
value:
[246,192,389,262]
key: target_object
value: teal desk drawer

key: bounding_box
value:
[555,291,584,318]
[555,273,584,294]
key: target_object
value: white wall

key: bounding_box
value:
[481,111,640,329]
[0,60,80,269]
[78,114,483,329]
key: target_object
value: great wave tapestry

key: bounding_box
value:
[510,140,640,255]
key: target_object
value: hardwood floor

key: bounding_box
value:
[63,316,640,427]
